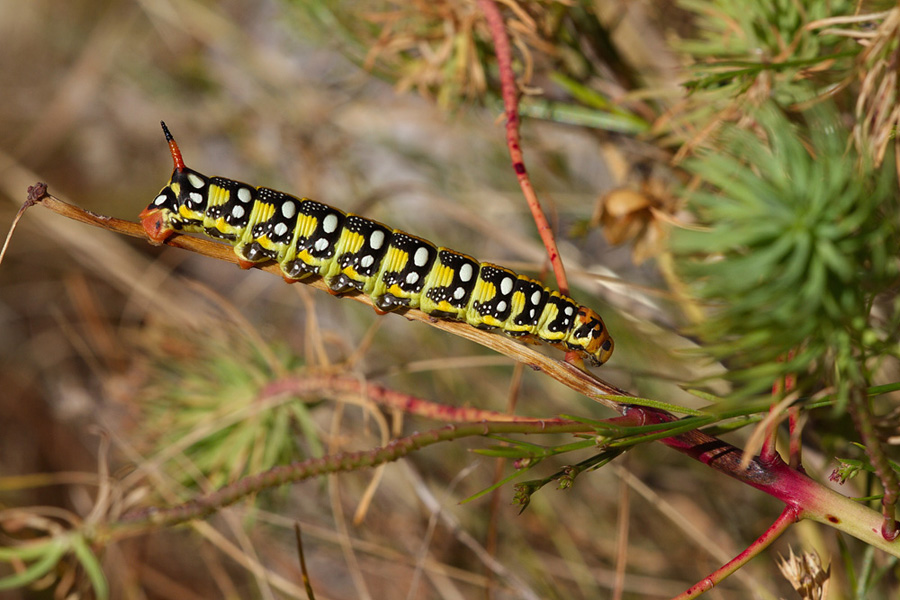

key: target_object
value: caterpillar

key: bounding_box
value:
[140,122,614,366]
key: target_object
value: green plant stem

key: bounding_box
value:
[638,407,900,556]
[112,420,599,532]
[110,404,900,561]
[848,385,900,540]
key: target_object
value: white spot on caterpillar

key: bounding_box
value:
[453,287,466,300]
[231,205,245,219]
[360,255,374,268]
[237,188,252,203]
[322,213,338,233]
[282,201,296,219]
[500,277,513,295]
[274,223,288,237]
[188,173,204,189]
[496,300,507,312]
[459,263,473,282]
[370,230,385,250]
[314,238,329,252]
[189,192,203,204]
[154,194,167,206]
[414,247,429,267]
[405,272,419,285]
[531,290,542,305]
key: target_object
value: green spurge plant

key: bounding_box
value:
[677,0,857,104]
[672,104,900,404]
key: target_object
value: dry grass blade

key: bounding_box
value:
[0,193,40,269]
[809,7,900,172]
[293,523,318,600]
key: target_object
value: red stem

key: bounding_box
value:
[761,351,798,465]
[477,0,570,297]
[634,406,894,556]
[671,506,799,600]
[260,374,563,424]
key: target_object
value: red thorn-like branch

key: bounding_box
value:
[672,506,799,600]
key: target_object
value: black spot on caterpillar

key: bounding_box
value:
[140,122,614,366]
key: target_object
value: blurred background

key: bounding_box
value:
[0,0,878,598]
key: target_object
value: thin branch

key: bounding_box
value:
[848,385,900,541]
[477,0,570,297]
[671,506,799,600]
[761,352,796,465]
[612,466,630,600]
[114,420,596,530]
[293,523,317,600]
[635,408,898,557]
[259,372,565,423]
[0,187,41,268]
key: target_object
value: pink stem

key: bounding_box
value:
[259,374,565,424]
[671,506,798,600]
[761,351,798,465]
[634,406,896,554]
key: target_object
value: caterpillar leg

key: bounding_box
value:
[373,293,410,314]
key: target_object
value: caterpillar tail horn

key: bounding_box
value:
[161,121,186,172]
[139,121,187,243]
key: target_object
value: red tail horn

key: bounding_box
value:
[161,121,185,172]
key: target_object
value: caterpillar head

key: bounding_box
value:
[566,306,614,366]
[140,121,210,242]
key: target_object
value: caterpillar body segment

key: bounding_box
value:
[502,276,548,337]
[329,215,392,295]
[418,248,480,320]
[369,231,438,312]
[141,122,614,366]
[467,264,517,330]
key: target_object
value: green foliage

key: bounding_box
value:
[679,0,852,59]
[287,1,653,132]
[672,105,900,400]
[512,448,624,512]
[285,0,498,106]
[0,533,107,599]
[141,332,323,489]
[833,442,900,487]
[678,0,857,104]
